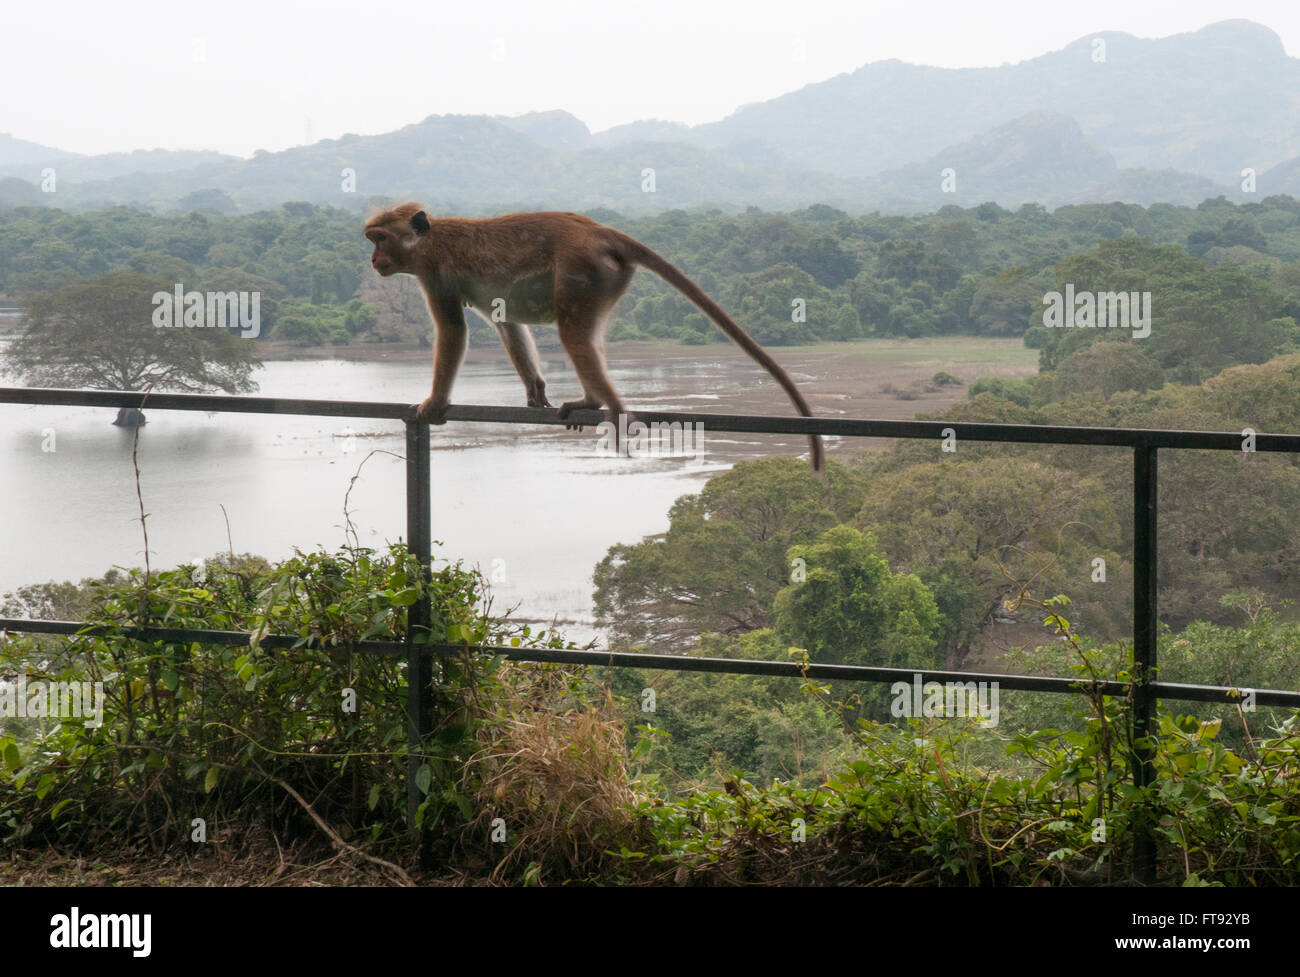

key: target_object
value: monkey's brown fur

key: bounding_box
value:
[364,204,824,471]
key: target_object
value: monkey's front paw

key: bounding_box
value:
[416,397,450,425]
[557,399,595,431]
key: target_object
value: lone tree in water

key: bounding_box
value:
[5,270,260,426]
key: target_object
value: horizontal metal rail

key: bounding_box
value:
[3,622,1297,707]
[3,386,1300,452]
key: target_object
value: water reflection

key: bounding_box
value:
[0,356,732,644]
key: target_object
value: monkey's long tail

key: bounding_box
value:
[626,242,825,472]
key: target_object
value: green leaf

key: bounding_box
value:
[50,798,76,820]
[415,763,432,794]
[368,784,382,811]
[3,743,20,771]
[1253,805,1277,826]
[204,766,220,794]
[160,669,179,691]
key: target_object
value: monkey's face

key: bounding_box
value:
[366,227,410,276]
[365,208,432,277]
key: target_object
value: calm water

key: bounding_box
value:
[0,354,750,643]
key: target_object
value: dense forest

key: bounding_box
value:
[4,194,1300,359]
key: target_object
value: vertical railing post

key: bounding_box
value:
[405,416,434,869]
[1132,440,1158,884]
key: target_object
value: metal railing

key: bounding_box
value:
[4,385,1300,883]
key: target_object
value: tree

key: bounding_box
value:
[273,302,351,345]
[593,458,866,652]
[604,629,855,786]
[969,266,1037,335]
[878,240,961,291]
[1036,239,1294,383]
[773,525,941,718]
[5,270,260,425]
[1053,340,1164,400]
[775,525,940,668]
[176,188,237,214]
[1027,377,1300,630]
[855,456,1125,666]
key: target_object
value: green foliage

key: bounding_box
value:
[856,456,1125,666]
[8,194,1300,355]
[774,526,941,677]
[894,352,1300,639]
[1036,237,1297,383]
[605,629,856,789]
[970,266,1038,336]
[3,270,260,394]
[1203,353,1300,432]
[1052,340,1165,400]
[0,203,368,303]
[594,457,866,653]
[968,375,1032,406]
[619,603,1300,886]
[0,544,564,856]
[274,300,353,345]
[4,544,1299,885]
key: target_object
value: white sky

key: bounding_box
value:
[2,0,1297,158]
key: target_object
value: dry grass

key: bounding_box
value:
[464,665,647,883]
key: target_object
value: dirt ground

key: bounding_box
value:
[261,335,1038,466]
[1,845,448,887]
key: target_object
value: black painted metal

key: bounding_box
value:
[1132,441,1159,884]
[5,387,1300,452]
[405,417,434,865]
[425,645,1300,706]
[6,620,1296,708]
[4,385,1300,885]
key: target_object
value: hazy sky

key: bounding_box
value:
[3,0,1298,157]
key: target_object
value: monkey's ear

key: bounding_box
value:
[410,211,431,236]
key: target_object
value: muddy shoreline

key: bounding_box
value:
[256,336,1039,431]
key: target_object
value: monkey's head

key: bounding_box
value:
[364,204,432,276]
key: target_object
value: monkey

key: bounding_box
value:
[363,204,824,471]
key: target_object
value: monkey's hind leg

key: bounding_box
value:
[553,313,628,435]
[495,321,551,408]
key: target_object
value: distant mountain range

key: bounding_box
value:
[2,19,1297,215]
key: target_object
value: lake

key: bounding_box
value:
[0,352,806,643]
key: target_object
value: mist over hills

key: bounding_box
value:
[675,19,1298,180]
[0,19,1294,215]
